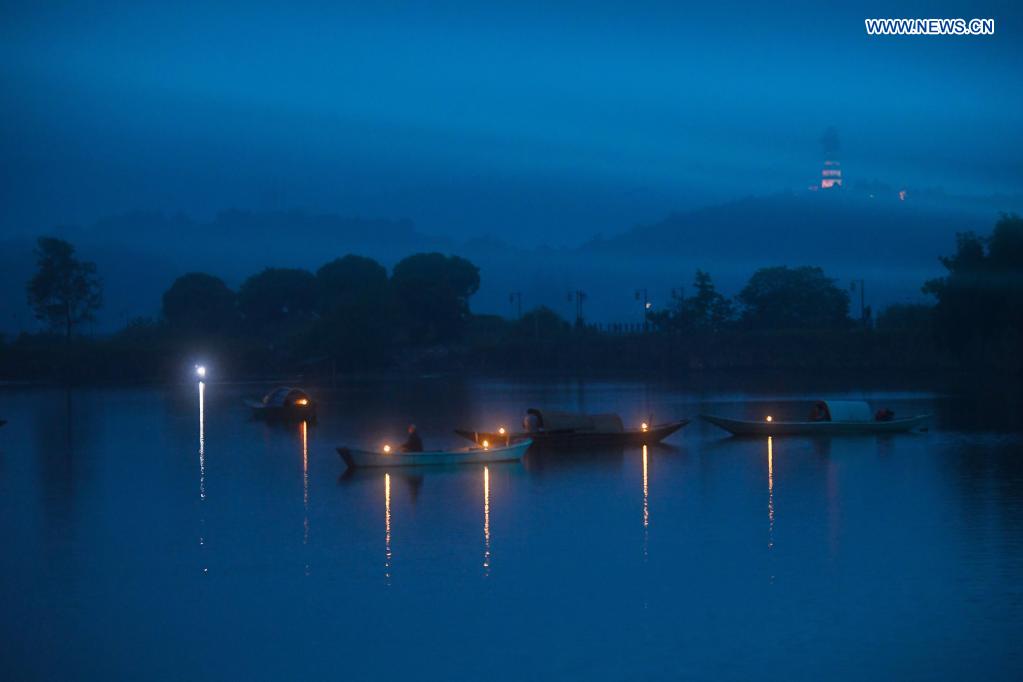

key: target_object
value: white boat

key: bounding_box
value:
[337,439,532,468]
[701,400,930,436]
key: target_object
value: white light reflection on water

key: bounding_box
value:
[198,381,205,501]
[198,380,207,575]
[384,473,392,583]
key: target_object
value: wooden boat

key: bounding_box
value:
[701,400,930,436]
[456,409,688,450]
[245,387,317,422]
[337,439,531,468]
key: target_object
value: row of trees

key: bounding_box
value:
[160,253,480,367]
[20,242,480,371]
[18,241,855,342]
[924,213,1023,352]
[645,214,1022,348]
[647,266,851,333]
[20,214,1023,372]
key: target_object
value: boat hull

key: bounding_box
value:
[700,414,930,436]
[454,420,688,450]
[338,439,532,468]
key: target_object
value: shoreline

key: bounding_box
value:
[0,365,1014,393]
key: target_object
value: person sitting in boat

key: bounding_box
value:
[875,408,895,422]
[401,424,424,452]
[809,401,831,422]
[523,410,541,433]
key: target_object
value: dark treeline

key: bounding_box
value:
[2,215,1021,383]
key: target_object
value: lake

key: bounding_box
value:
[1,377,1021,680]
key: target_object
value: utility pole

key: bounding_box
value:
[850,279,865,324]
[635,288,651,331]
[635,288,650,312]
[509,291,522,319]
[567,290,587,327]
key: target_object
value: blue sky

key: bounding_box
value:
[2,1,1021,242]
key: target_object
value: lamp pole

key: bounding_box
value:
[509,291,522,319]
[635,288,651,331]
[850,279,865,324]
[567,290,586,327]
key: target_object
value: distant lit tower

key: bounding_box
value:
[821,159,842,189]
[819,126,843,190]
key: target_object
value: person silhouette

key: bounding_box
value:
[401,423,424,452]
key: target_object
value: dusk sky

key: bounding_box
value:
[2,1,1021,243]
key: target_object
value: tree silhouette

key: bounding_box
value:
[738,266,849,330]
[162,272,237,334]
[391,253,479,344]
[649,270,732,332]
[238,267,317,334]
[316,255,390,314]
[685,270,733,331]
[512,306,571,340]
[26,237,102,340]
[924,214,1023,351]
[310,255,394,368]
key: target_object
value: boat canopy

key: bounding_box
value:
[527,409,624,433]
[822,400,873,422]
[262,387,311,407]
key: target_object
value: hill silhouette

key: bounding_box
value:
[0,192,1010,333]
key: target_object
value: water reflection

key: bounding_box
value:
[34,389,79,529]
[642,445,649,529]
[198,381,206,501]
[483,466,491,576]
[642,444,649,560]
[8,383,1023,679]
[523,446,626,475]
[767,437,774,550]
[301,421,309,547]
[198,380,207,575]
[384,473,392,583]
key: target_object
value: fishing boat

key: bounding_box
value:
[245,387,317,422]
[701,400,930,436]
[337,439,532,468]
[456,409,688,450]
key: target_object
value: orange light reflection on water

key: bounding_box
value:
[483,466,491,575]
[642,445,649,529]
[767,436,775,550]
[642,445,650,561]
[301,421,309,548]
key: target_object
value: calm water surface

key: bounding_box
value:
[1,377,1022,680]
